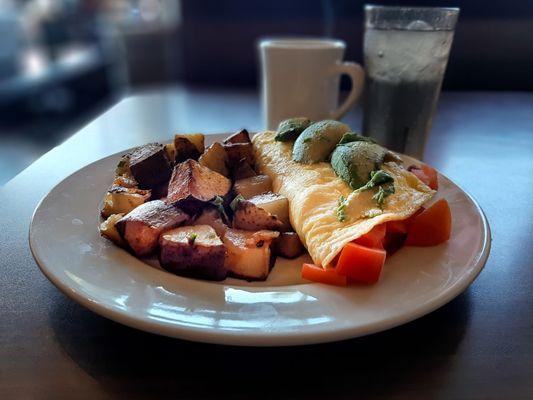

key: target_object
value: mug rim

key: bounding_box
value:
[260,37,345,50]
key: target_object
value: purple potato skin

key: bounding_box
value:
[129,143,172,188]
[159,240,227,281]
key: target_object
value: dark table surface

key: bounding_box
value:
[1,87,532,399]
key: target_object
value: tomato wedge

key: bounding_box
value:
[383,231,406,255]
[336,243,386,284]
[386,220,408,235]
[409,165,439,190]
[421,165,439,190]
[301,263,347,286]
[354,224,386,249]
[386,207,425,235]
[410,167,431,187]
[405,199,452,246]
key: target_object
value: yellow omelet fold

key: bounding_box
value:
[253,131,435,267]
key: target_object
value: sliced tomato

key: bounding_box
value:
[383,232,407,255]
[421,165,439,190]
[386,220,408,235]
[409,167,432,187]
[405,199,452,246]
[336,243,386,284]
[301,263,347,286]
[386,207,425,235]
[384,207,426,254]
[354,223,386,249]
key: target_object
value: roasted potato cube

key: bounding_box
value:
[233,175,272,199]
[223,142,254,166]
[174,137,201,163]
[115,154,132,177]
[274,232,305,259]
[231,158,257,180]
[167,160,231,213]
[193,207,228,237]
[164,143,176,164]
[232,198,283,231]
[115,200,188,257]
[175,133,205,154]
[159,225,227,281]
[248,192,290,231]
[222,229,279,280]
[99,213,125,246]
[101,185,151,218]
[129,143,172,188]
[198,142,229,177]
[113,175,138,188]
[150,181,169,200]
[223,129,251,145]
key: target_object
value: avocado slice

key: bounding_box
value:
[331,141,390,189]
[338,132,377,145]
[275,117,312,142]
[292,120,351,164]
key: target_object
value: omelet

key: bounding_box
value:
[253,131,435,268]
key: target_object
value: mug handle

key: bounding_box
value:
[329,62,365,120]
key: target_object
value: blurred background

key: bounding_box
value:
[0,0,532,184]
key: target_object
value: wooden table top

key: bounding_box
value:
[1,87,532,399]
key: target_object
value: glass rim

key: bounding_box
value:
[364,4,459,31]
[364,5,460,14]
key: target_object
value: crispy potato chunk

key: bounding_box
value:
[199,142,230,177]
[164,143,176,164]
[193,207,228,237]
[113,175,138,188]
[101,185,151,218]
[167,160,232,212]
[247,192,290,231]
[223,142,254,167]
[222,228,279,280]
[174,137,201,163]
[115,200,188,256]
[223,129,251,145]
[274,232,305,259]
[231,158,257,180]
[232,199,283,231]
[129,143,172,188]
[233,175,272,199]
[99,213,125,246]
[159,225,227,281]
[175,133,205,154]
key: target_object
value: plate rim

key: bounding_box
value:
[29,137,492,346]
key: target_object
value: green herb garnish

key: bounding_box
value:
[210,195,228,221]
[356,170,395,209]
[303,137,312,143]
[336,195,348,222]
[356,170,393,192]
[230,194,245,211]
[372,184,395,209]
[187,233,197,244]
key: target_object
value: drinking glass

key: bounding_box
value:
[363,5,459,159]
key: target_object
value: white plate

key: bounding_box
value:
[29,134,490,346]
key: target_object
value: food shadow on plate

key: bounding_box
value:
[49,290,471,399]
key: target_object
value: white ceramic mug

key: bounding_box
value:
[259,38,365,130]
